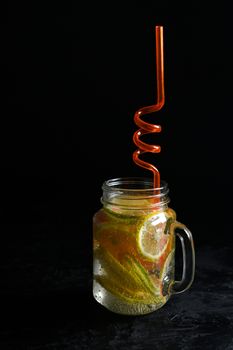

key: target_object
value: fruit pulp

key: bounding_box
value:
[93,206,176,315]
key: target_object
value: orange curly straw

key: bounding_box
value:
[133,26,165,189]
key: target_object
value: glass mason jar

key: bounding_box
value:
[93,178,195,315]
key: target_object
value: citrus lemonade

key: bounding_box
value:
[93,202,176,315]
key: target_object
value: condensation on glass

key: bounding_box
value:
[93,178,195,315]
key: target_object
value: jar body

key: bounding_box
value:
[93,179,178,315]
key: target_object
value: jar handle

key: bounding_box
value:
[170,221,195,294]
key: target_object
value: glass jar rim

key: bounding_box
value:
[101,177,170,211]
[102,177,169,196]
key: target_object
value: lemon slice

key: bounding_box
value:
[124,255,159,294]
[160,249,175,296]
[137,212,171,261]
[95,270,146,302]
[95,248,165,304]
[161,249,174,279]
[95,275,157,305]
[95,248,141,290]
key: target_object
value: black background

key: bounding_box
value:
[5,2,232,247]
[2,2,233,347]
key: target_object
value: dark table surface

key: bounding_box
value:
[0,235,233,350]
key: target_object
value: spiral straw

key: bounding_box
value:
[133,26,165,189]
